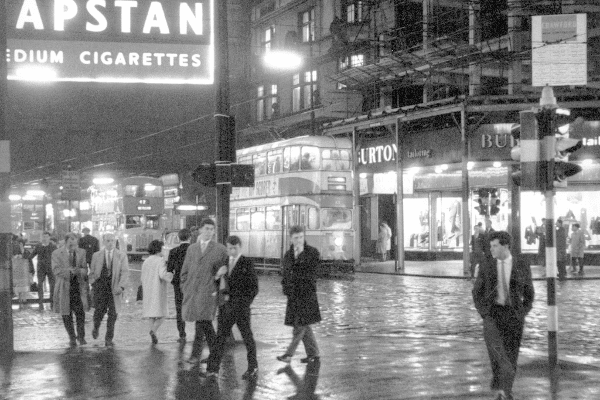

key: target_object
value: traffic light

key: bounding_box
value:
[553,132,583,188]
[474,188,500,216]
[192,163,216,187]
[510,110,545,190]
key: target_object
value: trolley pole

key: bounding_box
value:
[0,0,15,356]
[539,105,559,374]
[214,0,234,244]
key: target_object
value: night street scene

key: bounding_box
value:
[2,1,600,399]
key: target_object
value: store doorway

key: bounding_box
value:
[359,194,396,261]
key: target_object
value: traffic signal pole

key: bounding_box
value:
[0,0,15,355]
[214,0,234,244]
[539,106,559,375]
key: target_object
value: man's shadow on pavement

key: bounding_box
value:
[277,360,321,400]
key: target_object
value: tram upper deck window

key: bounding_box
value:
[125,184,162,197]
[322,149,351,170]
[283,146,300,172]
[125,215,143,229]
[254,153,267,176]
[300,146,319,170]
[321,209,352,229]
[268,150,283,174]
[251,208,266,230]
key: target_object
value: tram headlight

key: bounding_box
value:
[334,237,343,247]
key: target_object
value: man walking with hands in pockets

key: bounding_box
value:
[472,231,534,400]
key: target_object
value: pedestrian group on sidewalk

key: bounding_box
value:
[29,218,540,399]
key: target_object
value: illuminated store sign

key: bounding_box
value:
[6,0,214,84]
[358,144,398,165]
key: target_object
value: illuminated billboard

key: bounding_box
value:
[6,0,214,84]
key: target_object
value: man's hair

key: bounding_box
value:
[289,225,305,236]
[43,231,51,236]
[489,230,511,247]
[102,232,115,241]
[476,222,483,227]
[148,240,164,255]
[178,228,191,241]
[199,218,215,228]
[64,232,78,242]
[82,227,90,233]
[226,235,242,246]
[573,223,581,228]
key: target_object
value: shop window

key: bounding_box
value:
[236,209,250,231]
[250,208,266,230]
[300,146,320,170]
[404,198,430,249]
[266,206,281,230]
[321,208,352,229]
[253,153,267,176]
[267,149,283,174]
[283,146,300,172]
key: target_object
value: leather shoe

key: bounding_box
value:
[276,354,292,363]
[69,338,77,347]
[105,340,114,347]
[78,337,87,345]
[300,356,320,363]
[186,356,199,365]
[177,336,186,343]
[242,367,258,380]
[92,328,99,340]
[149,330,158,344]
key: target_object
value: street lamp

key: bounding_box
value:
[263,50,303,70]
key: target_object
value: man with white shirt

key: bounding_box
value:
[206,236,259,380]
[472,231,535,400]
[88,233,129,347]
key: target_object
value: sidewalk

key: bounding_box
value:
[357,259,600,280]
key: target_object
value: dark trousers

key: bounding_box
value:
[37,267,55,306]
[557,253,567,279]
[173,284,186,338]
[571,256,584,273]
[207,300,257,373]
[63,289,85,340]
[191,320,216,358]
[483,305,524,396]
[93,278,117,341]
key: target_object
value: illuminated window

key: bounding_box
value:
[253,153,267,176]
[292,70,318,112]
[323,149,351,170]
[250,208,266,230]
[301,8,315,43]
[283,146,301,172]
[300,146,320,170]
[256,84,278,122]
[263,26,275,52]
[236,209,250,231]
[267,150,283,174]
[339,54,364,70]
[345,1,364,23]
[266,206,281,230]
[308,207,319,230]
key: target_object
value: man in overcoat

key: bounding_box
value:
[472,231,535,400]
[52,233,90,347]
[89,233,129,346]
[570,223,586,275]
[79,227,99,267]
[277,225,321,364]
[206,235,259,380]
[180,218,228,364]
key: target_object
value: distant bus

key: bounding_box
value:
[90,176,164,260]
[230,135,355,274]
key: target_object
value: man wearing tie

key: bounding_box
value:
[180,218,228,365]
[89,233,129,346]
[472,231,535,400]
[206,235,259,380]
[52,233,89,347]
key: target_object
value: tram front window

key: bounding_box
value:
[321,209,352,229]
[125,215,143,229]
[145,215,160,229]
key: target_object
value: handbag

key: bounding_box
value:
[136,284,143,301]
[30,281,38,292]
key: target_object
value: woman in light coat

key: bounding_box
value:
[377,222,392,261]
[141,240,173,344]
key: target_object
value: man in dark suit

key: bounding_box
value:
[167,228,192,342]
[29,231,57,310]
[206,235,259,380]
[79,227,100,267]
[277,225,322,365]
[472,231,535,400]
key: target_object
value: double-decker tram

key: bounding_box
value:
[230,136,355,274]
[90,176,164,260]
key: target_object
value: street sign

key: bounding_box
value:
[61,170,80,201]
[532,14,587,87]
